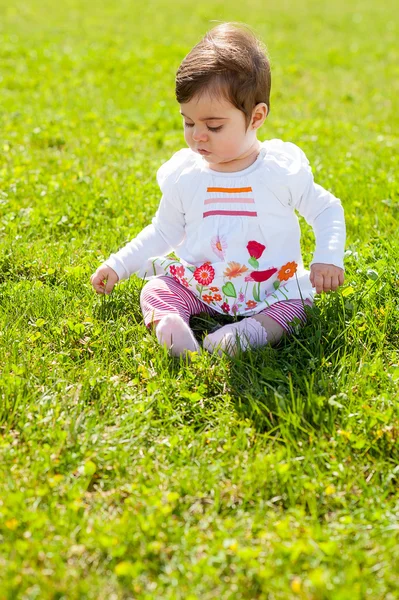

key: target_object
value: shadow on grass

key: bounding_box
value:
[92,280,355,439]
[191,293,351,437]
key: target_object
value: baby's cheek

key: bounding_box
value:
[222,136,240,157]
[183,130,192,146]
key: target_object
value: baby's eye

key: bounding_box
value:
[183,122,223,133]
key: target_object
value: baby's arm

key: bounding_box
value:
[298,182,346,293]
[288,147,346,294]
[298,182,346,294]
[90,185,186,294]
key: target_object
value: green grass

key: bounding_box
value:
[1,0,399,598]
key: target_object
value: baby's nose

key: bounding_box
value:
[192,128,208,142]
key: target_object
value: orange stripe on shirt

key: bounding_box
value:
[203,210,257,218]
[207,186,253,193]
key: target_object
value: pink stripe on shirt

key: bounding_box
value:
[204,197,255,205]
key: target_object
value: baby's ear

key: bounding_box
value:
[251,103,268,129]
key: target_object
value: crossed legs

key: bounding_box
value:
[140,276,310,358]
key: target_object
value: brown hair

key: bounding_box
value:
[175,22,271,129]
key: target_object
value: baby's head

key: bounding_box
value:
[176,23,271,168]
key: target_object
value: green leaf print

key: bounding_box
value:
[248,256,259,269]
[222,281,237,298]
[253,283,261,302]
[186,266,196,273]
[279,286,289,300]
[273,280,280,290]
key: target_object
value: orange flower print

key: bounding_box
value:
[210,287,219,292]
[213,293,222,301]
[246,300,257,309]
[202,294,214,305]
[277,261,298,282]
[223,261,249,279]
[211,235,228,260]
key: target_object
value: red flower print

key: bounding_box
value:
[221,302,230,313]
[213,293,222,302]
[202,294,214,305]
[247,240,266,259]
[169,265,177,275]
[277,261,298,282]
[181,278,189,288]
[210,286,219,292]
[246,300,257,309]
[194,263,215,286]
[176,265,185,278]
[250,267,278,283]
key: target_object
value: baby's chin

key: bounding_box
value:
[193,148,238,168]
[198,152,227,163]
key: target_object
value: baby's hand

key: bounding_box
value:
[90,264,119,295]
[310,263,344,294]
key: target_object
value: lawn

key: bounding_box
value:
[0,0,398,598]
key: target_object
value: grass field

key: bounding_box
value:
[1,0,399,598]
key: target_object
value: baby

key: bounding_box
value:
[91,23,345,357]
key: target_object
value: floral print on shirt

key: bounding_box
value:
[193,263,215,286]
[211,235,228,260]
[156,238,299,316]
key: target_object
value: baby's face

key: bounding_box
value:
[180,92,258,170]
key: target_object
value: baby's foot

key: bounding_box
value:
[203,317,268,356]
[155,314,200,357]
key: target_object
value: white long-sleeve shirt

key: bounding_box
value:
[105,139,346,316]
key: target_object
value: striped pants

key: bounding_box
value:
[140,276,312,335]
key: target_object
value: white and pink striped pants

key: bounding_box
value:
[140,276,313,335]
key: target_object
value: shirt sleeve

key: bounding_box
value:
[283,142,346,270]
[104,151,188,280]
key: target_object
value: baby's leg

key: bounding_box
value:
[203,299,312,356]
[202,317,269,356]
[140,276,217,357]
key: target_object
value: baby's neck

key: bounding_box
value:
[206,140,262,173]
